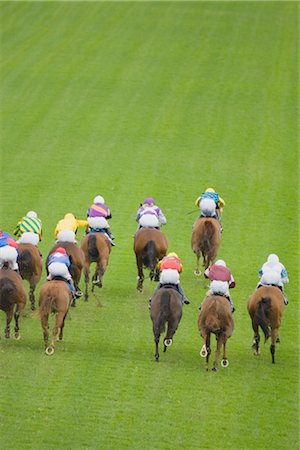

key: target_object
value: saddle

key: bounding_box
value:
[160,283,178,291]
[257,284,283,292]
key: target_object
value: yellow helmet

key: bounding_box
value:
[167,252,178,258]
[205,187,215,193]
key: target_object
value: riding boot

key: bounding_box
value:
[177,283,190,305]
[106,228,115,240]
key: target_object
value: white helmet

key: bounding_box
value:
[26,211,37,219]
[267,254,279,263]
[93,196,104,204]
[215,259,226,267]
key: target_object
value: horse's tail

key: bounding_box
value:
[39,292,57,318]
[202,220,215,256]
[256,297,271,342]
[144,240,157,270]
[0,278,16,309]
[88,234,99,261]
[18,249,32,270]
[156,290,170,335]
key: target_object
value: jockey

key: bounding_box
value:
[0,231,19,271]
[136,197,167,230]
[257,254,289,305]
[46,247,76,298]
[87,195,115,245]
[54,213,88,243]
[201,259,235,312]
[150,252,190,307]
[195,188,225,230]
[13,211,42,246]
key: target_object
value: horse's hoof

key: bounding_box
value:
[221,359,229,368]
[211,367,217,372]
[45,346,55,356]
[200,345,207,358]
[14,333,21,340]
[194,270,201,276]
[155,355,159,362]
[31,305,36,311]
[276,337,280,343]
[164,338,173,347]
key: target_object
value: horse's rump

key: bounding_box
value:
[143,240,156,269]
[0,269,26,311]
[198,295,233,337]
[192,219,220,254]
[151,288,182,328]
[18,244,42,277]
[134,228,168,264]
[39,281,70,316]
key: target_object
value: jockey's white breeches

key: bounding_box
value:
[260,270,281,287]
[139,214,159,228]
[17,232,39,246]
[56,230,77,243]
[0,246,19,270]
[88,216,109,229]
[200,198,216,217]
[210,280,229,296]
[48,262,71,281]
[160,269,180,285]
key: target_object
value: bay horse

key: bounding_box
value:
[247,286,285,364]
[18,243,42,310]
[80,232,111,301]
[0,267,26,339]
[39,280,71,355]
[198,294,234,371]
[150,287,182,361]
[134,227,168,291]
[191,218,221,275]
[46,242,85,303]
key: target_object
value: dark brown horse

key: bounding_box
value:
[18,243,42,310]
[191,218,221,275]
[46,242,85,299]
[81,233,111,301]
[198,294,234,371]
[0,267,26,339]
[150,287,183,361]
[39,280,71,355]
[247,286,285,364]
[134,228,168,291]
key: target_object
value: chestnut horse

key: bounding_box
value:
[18,243,42,310]
[247,286,285,364]
[39,280,71,355]
[134,228,168,291]
[0,267,26,339]
[191,218,221,275]
[81,233,111,301]
[150,287,183,361]
[46,242,85,300]
[198,294,234,371]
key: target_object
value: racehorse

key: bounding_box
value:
[191,218,221,275]
[39,280,71,355]
[80,233,111,301]
[133,228,168,291]
[150,287,182,361]
[0,267,26,339]
[198,294,234,371]
[247,286,285,364]
[46,242,85,300]
[18,243,42,310]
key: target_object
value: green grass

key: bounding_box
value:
[0,2,299,449]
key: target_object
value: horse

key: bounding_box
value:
[0,267,26,339]
[247,286,285,364]
[133,227,168,291]
[191,218,221,275]
[150,287,182,361]
[18,243,42,310]
[80,232,111,301]
[39,280,71,355]
[46,242,85,302]
[198,294,234,371]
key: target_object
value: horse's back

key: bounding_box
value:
[0,268,26,310]
[248,286,284,315]
[151,287,182,320]
[81,233,111,264]
[198,295,233,335]
[134,228,168,255]
[192,218,220,250]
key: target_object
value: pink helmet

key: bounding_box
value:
[55,247,66,255]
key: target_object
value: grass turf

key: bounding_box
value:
[0,2,299,449]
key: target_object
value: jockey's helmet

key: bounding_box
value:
[205,188,215,193]
[54,247,67,255]
[27,211,37,219]
[267,254,279,263]
[143,197,155,206]
[215,259,226,267]
[167,252,179,259]
[94,196,105,204]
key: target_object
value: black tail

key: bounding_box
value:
[18,249,32,270]
[88,234,99,261]
[256,297,271,342]
[156,290,171,336]
[202,221,214,256]
[0,278,16,310]
[143,240,157,270]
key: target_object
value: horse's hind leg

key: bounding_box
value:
[47,312,65,354]
[212,333,224,371]
[163,319,180,351]
[205,333,211,371]
[4,308,14,338]
[251,319,260,356]
[194,252,201,276]
[29,277,36,310]
[221,339,229,368]
[13,300,25,340]
[136,254,144,292]
[270,327,279,364]
[83,265,90,301]
[58,311,68,342]
[154,335,160,361]
[41,314,49,349]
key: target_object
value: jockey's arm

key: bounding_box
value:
[13,222,22,237]
[159,212,167,225]
[76,219,89,228]
[195,197,200,207]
